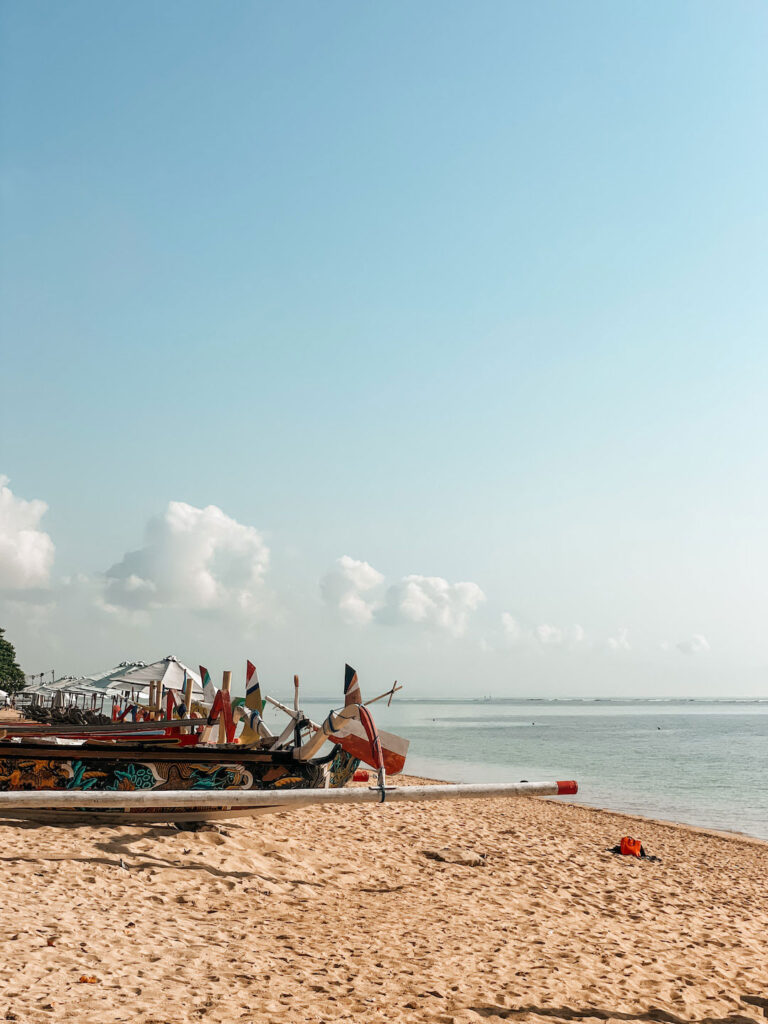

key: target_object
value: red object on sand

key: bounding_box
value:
[353,770,370,782]
[556,780,578,795]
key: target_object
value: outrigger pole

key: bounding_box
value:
[0,780,577,816]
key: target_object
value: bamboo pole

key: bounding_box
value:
[0,780,578,813]
[218,671,231,744]
[293,675,302,745]
[183,675,194,734]
[364,683,403,708]
[263,694,304,720]
[263,694,317,748]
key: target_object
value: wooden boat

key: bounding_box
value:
[0,738,358,823]
[0,661,579,825]
[0,663,408,823]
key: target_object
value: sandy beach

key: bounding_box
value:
[0,777,765,1024]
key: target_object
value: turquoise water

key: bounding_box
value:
[297,699,768,840]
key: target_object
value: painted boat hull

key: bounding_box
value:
[0,741,359,824]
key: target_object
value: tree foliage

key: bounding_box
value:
[0,627,25,694]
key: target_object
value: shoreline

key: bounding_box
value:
[562,798,768,849]
[402,773,768,848]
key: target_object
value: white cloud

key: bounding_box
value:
[320,555,384,625]
[569,623,587,647]
[606,628,631,652]
[498,614,635,655]
[532,622,588,649]
[534,623,562,646]
[676,633,710,655]
[380,575,485,636]
[104,501,269,613]
[321,558,485,636]
[0,476,55,589]
[498,614,592,650]
[501,612,524,644]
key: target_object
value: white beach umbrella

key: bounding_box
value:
[82,661,147,691]
[108,655,203,698]
[50,675,90,691]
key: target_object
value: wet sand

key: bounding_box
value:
[0,776,765,1024]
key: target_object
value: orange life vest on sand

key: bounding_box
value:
[620,836,643,858]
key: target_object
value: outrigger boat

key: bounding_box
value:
[0,664,411,822]
[0,662,577,824]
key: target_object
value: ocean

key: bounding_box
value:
[296,699,768,841]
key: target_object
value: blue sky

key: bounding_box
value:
[2,1,767,696]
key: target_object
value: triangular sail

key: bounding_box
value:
[329,715,409,774]
[344,664,361,706]
[239,660,266,744]
[245,660,262,712]
[199,665,216,705]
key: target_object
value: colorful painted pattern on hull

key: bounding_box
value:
[329,748,360,789]
[0,756,327,793]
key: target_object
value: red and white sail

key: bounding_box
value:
[328,715,409,775]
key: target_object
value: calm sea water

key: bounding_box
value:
[295,699,768,840]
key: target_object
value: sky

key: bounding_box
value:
[1,1,768,698]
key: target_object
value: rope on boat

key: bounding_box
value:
[356,704,388,801]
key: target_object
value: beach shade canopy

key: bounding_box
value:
[83,661,148,691]
[51,675,101,694]
[24,676,101,698]
[108,656,204,698]
[19,680,49,695]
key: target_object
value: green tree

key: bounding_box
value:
[0,627,26,695]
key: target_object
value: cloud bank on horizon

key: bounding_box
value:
[0,476,714,681]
